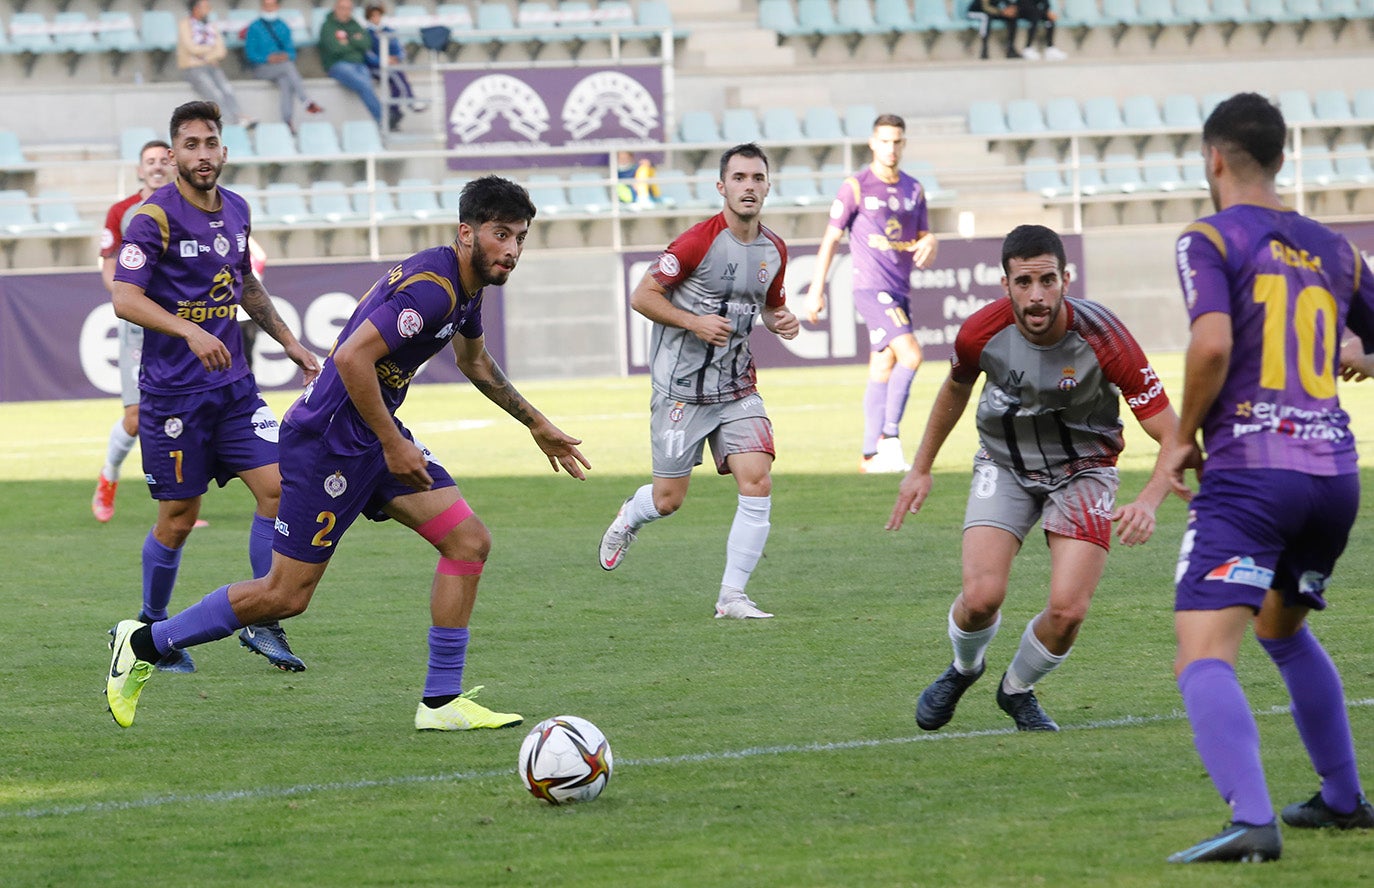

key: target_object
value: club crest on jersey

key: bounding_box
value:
[757,261,768,283]
[397,308,423,338]
[657,252,680,277]
[164,417,183,439]
[669,402,685,422]
[119,243,146,270]
[1058,367,1077,391]
[213,233,230,257]
[1204,556,1274,589]
[324,471,347,498]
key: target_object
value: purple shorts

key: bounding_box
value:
[272,421,456,564]
[139,375,278,500]
[854,289,913,353]
[1174,469,1359,613]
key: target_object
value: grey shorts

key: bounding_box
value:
[118,319,143,408]
[649,391,775,478]
[963,453,1120,550]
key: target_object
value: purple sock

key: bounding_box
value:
[141,530,183,621]
[882,364,917,439]
[1178,658,1274,825]
[423,626,469,698]
[150,585,244,655]
[1259,626,1364,812]
[862,380,886,455]
[249,513,275,579]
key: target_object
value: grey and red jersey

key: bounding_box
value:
[1175,205,1374,476]
[825,166,928,295]
[645,212,788,404]
[951,297,1170,483]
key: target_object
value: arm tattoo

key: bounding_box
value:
[469,364,538,427]
[239,273,291,344]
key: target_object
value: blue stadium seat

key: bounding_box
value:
[1083,96,1126,131]
[222,9,257,49]
[1074,161,1107,195]
[913,0,968,29]
[262,182,311,224]
[819,162,847,194]
[254,122,299,158]
[397,177,442,220]
[693,166,722,204]
[774,164,825,205]
[566,171,613,212]
[221,124,255,159]
[298,121,343,157]
[1313,89,1353,121]
[1332,142,1374,182]
[909,160,954,200]
[0,189,44,234]
[1277,89,1315,125]
[140,10,179,52]
[1102,153,1145,191]
[439,177,465,214]
[526,173,571,214]
[837,0,885,33]
[352,179,400,220]
[342,120,385,154]
[759,0,803,36]
[802,106,846,140]
[1101,0,1143,24]
[1320,0,1359,17]
[968,101,1008,136]
[798,0,846,34]
[1141,151,1186,189]
[1006,100,1048,134]
[119,126,159,162]
[9,13,56,54]
[97,11,142,54]
[678,110,721,143]
[1161,94,1202,128]
[1138,0,1187,25]
[518,3,571,41]
[308,180,364,223]
[35,190,91,233]
[1283,0,1324,18]
[1209,0,1251,22]
[1045,97,1088,132]
[0,130,26,167]
[874,0,917,29]
[1173,0,1223,23]
[844,104,878,138]
[1062,0,1110,26]
[1199,91,1229,119]
[1024,157,1069,197]
[466,3,518,45]
[762,107,805,142]
[1180,157,1206,188]
[636,0,677,31]
[1122,95,1164,129]
[50,12,99,54]
[1353,88,1374,120]
[653,170,697,209]
[1250,0,1300,21]
[721,108,763,143]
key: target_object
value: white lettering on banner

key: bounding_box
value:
[79,302,122,395]
[780,252,857,361]
[250,297,305,388]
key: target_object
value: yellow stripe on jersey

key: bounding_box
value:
[1348,238,1363,289]
[131,203,171,255]
[1181,221,1226,260]
[398,271,458,315]
[845,176,861,205]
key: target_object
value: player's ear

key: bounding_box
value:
[456,221,473,246]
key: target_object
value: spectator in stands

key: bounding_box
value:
[1018,0,1067,60]
[245,0,325,134]
[319,0,391,131]
[615,150,660,205]
[364,3,423,117]
[178,0,257,129]
[967,0,1021,60]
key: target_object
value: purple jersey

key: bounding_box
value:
[826,167,929,295]
[284,244,484,453]
[1175,205,1374,475]
[113,179,254,396]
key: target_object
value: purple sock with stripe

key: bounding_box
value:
[1178,658,1274,826]
[1258,626,1364,812]
[423,626,469,698]
[151,585,243,656]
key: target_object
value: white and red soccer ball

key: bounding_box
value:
[518,715,613,805]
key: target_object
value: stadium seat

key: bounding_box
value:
[836,0,884,33]
[1320,0,1359,18]
[1006,100,1048,134]
[396,177,442,220]
[844,104,878,138]
[341,120,385,155]
[565,171,613,212]
[797,0,846,34]
[1180,157,1206,188]
[0,131,28,168]
[1283,0,1325,19]
[1101,0,1143,25]
[1122,95,1164,129]
[8,14,57,55]
[968,101,1008,136]
[693,166,723,203]
[1138,0,1186,27]
[254,122,299,158]
[653,169,696,209]
[1208,0,1251,24]
[139,10,179,53]
[909,160,954,200]
[1161,93,1203,128]
[636,0,677,31]
[1332,142,1374,182]
[721,109,763,143]
[263,182,310,224]
[97,11,142,54]
[352,179,400,220]
[1083,97,1126,131]
[221,124,255,159]
[1062,0,1110,26]
[802,106,846,140]
[774,164,825,205]
[1353,88,1374,120]
[819,162,847,194]
[50,12,99,55]
[0,189,44,235]
[874,0,918,29]
[298,121,343,157]
[119,126,159,163]
[759,0,804,36]
[1025,157,1070,197]
[1045,97,1088,132]
[1173,0,1222,23]
[678,110,721,143]
[913,0,967,29]
[1073,162,1107,195]
[762,107,805,142]
[222,9,258,49]
[465,3,519,47]
[1313,89,1353,121]
[1199,91,1229,119]
[1102,153,1146,191]
[308,180,364,223]
[35,190,91,233]
[1277,89,1315,125]
[526,173,571,214]
[1141,151,1186,189]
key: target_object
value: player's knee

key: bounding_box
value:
[438,518,491,563]
[958,589,1005,624]
[1043,601,1088,637]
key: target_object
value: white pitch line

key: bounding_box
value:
[7,698,1372,820]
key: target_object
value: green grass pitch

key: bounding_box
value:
[3,358,1373,886]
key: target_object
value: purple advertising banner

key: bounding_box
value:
[621,234,1084,374]
[443,64,665,170]
[0,261,505,403]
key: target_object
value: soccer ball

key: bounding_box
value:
[518,715,613,805]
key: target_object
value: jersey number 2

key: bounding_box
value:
[1254,273,1337,399]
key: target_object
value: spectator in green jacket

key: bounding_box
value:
[319,0,385,127]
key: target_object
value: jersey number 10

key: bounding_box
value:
[1253,273,1338,399]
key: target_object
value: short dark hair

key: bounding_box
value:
[873,113,906,132]
[139,139,171,159]
[1001,224,1066,274]
[187,0,203,11]
[718,142,770,180]
[1202,92,1286,175]
[169,101,223,142]
[460,175,537,227]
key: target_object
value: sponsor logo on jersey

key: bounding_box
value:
[119,243,146,270]
[324,470,347,498]
[164,417,183,439]
[658,252,680,277]
[213,233,230,257]
[397,308,424,338]
[251,406,280,443]
[436,322,455,340]
[180,239,199,258]
[1298,569,1329,597]
[863,196,884,210]
[721,262,737,281]
[275,517,290,537]
[1204,556,1275,589]
[1086,490,1115,519]
[1126,366,1165,408]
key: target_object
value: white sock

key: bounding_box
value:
[104,420,137,481]
[721,494,770,593]
[950,604,1000,675]
[620,483,662,530]
[1004,616,1069,693]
